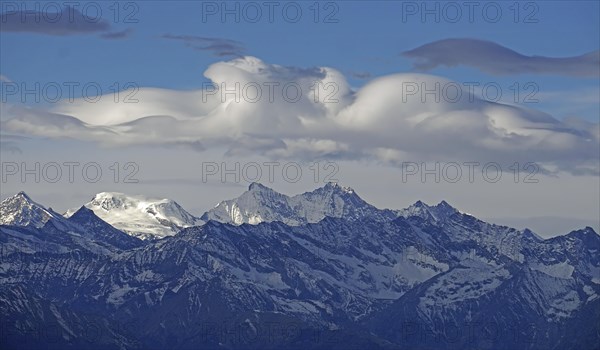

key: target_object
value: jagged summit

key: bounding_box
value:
[246,181,355,196]
[2,186,599,349]
[202,182,395,226]
[201,183,468,227]
[318,181,356,195]
[566,226,600,241]
[0,191,64,228]
[399,199,459,222]
[583,226,597,234]
[5,188,596,244]
[15,191,31,199]
[323,181,353,192]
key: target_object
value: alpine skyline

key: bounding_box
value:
[1,1,599,349]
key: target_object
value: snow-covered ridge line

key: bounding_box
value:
[71,191,206,240]
[3,183,598,241]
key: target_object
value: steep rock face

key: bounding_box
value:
[68,206,144,250]
[0,192,66,228]
[202,182,397,225]
[397,200,459,223]
[365,220,600,350]
[1,190,599,349]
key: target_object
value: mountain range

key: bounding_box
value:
[1,183,598,350]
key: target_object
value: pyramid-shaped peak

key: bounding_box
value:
[522,228,544,241]
[435,200,458,212]
[68,206,102,224]
[404,200,431,213]
[0,191,63,228]
[248,182,272,192]
[7,191,35,203]
[413,200,428,207]
[70,205,94,217]
[16,191,30,198]
[3,191,42,207]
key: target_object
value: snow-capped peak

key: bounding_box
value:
[0,191,65,228]
[72,192,204,240]
[15,191,31,201]
[400,199,458,222]
[315,182,355,194]
[202,182,395,226]
[89,192,132,211]
[322,181,355,194]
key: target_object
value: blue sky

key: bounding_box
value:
[1,1,599,237]
[2,1,598,118]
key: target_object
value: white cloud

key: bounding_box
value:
[2,56,598,174]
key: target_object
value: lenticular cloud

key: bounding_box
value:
[2,56,598,174]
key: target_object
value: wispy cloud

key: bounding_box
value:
[403,38,600,78]
[0,134,28,154]
[0,6,131,39]
[536,87,600,105]
[161,34,245,57]
[0,141,22,154]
